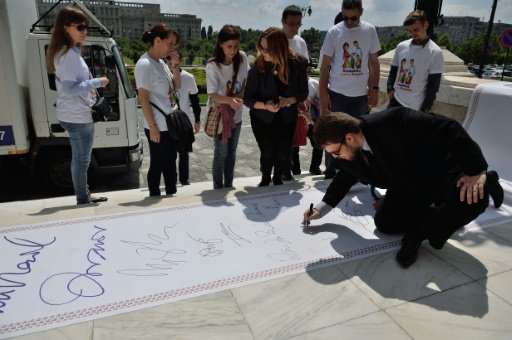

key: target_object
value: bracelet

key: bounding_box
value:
[371,86,379,90]
[149,124,157,127]
[286,98,291,107]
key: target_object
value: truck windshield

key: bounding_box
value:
[112,46,136,99]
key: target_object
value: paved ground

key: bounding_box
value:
[0,106,319,202]
[2,105,512,339]
[138,105,319,189]
[2,174,512,339]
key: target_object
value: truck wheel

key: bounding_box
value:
[42,150,73,189]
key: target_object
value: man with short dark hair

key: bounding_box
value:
[387,10,444,112]
[302,108,504,268]
[282,5,309,180]
[319,0,381,179]
[282,5,309,59]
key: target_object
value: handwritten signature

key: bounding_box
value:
[187,233,224,257]
[219,223,251,246]
[118,225,186,276]
[39,226,106,305]
[253,221,300,261]
[0,236,56,314]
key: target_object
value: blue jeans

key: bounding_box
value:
[59,121,94,204]
[324,90,368,177]
[213,122,241,189]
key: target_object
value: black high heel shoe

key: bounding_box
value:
[487,170,504,208]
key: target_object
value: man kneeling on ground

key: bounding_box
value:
[302,108,504,268]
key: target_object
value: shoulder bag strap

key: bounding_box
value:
[150,101,167,118]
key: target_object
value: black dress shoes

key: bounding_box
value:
[90,196,108,203]
[487,170,504,208]
[309,168,322,175]
[258,176,271,187]
[281,173,295,181]
[273,176,284,185]
[396,235,423,268]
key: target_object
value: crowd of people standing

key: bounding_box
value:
[48,0,504,268]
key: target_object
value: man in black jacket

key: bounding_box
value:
[302,108,504,268]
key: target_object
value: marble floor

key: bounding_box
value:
[3,174,512,340]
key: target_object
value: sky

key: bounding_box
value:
[130,0,512,32]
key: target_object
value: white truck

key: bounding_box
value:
[0,0,142,188]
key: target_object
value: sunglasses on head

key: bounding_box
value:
[69,23,89,32]
[343,15,359,21]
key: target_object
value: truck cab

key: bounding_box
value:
[0,0,142,188]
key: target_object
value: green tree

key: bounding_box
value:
[201,27,206,40]
[300,27,323,57]
[436,33,452,51]
[453,33,507,65]
[380,31,409,54]
[207,25,213,40]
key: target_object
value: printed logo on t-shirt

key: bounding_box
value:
[341,40,363,76]
[225,78,247,97]
[397,58,416,91]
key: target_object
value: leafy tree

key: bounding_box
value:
[454,32,507,65]
[436,34,452,51]
[207,25,213,40]
[300,27,323,57]
[201,27,206,40]
[379,31,409,54]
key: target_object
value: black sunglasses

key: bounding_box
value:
[68,23,89,32]
[343,15,359,22]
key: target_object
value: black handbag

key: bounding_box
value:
[150,102,195,152]
[91,96,113,122]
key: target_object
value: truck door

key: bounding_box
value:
[36,41,122,138]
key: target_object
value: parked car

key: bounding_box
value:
[310,57,318,68]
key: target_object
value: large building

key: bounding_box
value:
[36,0,202,40]
[377,16,512,46]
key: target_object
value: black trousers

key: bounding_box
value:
[178,149,189,184]
[387,96,403,109]
[373,176,489,248]
[250,113,295,181]
[144,129,177,196]
[291,124,323,173]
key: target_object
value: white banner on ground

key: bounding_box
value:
[464,83,512,181]
[1,183,511,338]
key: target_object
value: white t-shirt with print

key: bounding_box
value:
[177,69,199,122]
[206,51,249,123]
[289,35,309,59]
[391,39,445,110]
[135,52,177,131]
[320,21,381,97]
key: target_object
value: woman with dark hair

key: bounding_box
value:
[46,7,109,205]
[135,24,181,197]
[243,27,308,186]
[206,25,249,189]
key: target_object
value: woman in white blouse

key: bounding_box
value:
[135,24,181,197]
[46,7,109,205]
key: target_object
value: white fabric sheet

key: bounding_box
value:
[463,83,512,181]
[1,183,511,338]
